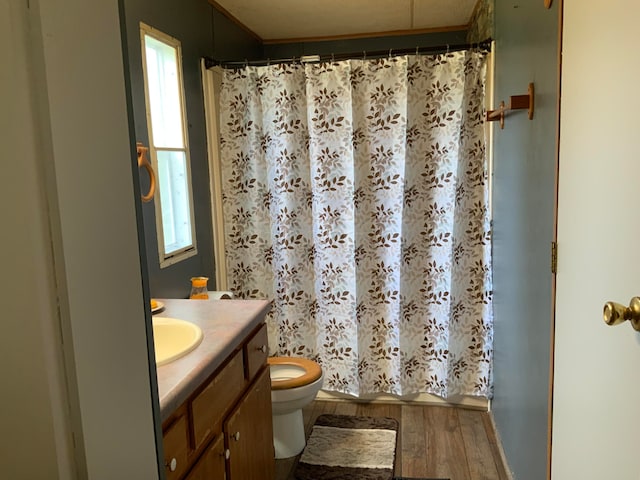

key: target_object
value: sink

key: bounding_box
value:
[152,317,203,366]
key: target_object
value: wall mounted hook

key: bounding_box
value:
[486,83,535,129]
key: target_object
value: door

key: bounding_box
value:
[551,1,640,478]
[224,368,275,480]
[7,0,161,477]
[186,435,227,480]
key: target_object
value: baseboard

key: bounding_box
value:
[316,390,489,411]
[487,411,514,480]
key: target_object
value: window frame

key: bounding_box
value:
[139,22,198,268]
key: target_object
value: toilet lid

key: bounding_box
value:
[267,357,322,390]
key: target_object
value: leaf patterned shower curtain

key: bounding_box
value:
[218,50,493,398]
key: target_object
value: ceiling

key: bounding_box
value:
[212,0,478,42]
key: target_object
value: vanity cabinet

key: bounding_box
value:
[225,367,274,479]
[191,350,245,451]
[186,435,226,479]
[163,413,190,480]
[161,322,274,480]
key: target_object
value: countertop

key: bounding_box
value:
[153,298,271,422]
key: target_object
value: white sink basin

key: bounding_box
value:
[152,317,203,366]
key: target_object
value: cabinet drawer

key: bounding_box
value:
[191,350,245,449]
[163,414,189,480]
[244,323,269,381]
[186,435,226,480]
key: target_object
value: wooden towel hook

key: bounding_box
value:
[486,83,535,129]
[137,142,156,202]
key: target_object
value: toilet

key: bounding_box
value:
[268,356,324,459]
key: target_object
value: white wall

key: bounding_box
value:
[1,1,74,477]
[552,0,640,478]
[1,0,160,477]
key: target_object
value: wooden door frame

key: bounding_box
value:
[547,0,564,478]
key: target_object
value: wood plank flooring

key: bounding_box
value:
[275,400,509,480]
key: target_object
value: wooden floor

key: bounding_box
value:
[275,400,510,480]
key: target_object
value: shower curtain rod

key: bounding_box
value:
[204,38,492,69]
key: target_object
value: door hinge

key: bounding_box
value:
[551,241,558,274]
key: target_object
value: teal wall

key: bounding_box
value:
[262,30,469,59]
[491,2,559,478]
[120,0,472,299]
[121,0,261,298]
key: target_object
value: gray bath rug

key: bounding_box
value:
[294,414,398,480]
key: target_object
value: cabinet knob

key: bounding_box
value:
[257,345,267,353]
[224,448,230,460]
[166,457,177,472]
[233,431,241,441]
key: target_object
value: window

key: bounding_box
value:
[140,23,197,267]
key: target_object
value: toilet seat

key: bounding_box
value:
[268,357,322,390]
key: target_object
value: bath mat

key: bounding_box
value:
[294,414,398,480]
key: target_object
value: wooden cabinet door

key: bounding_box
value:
[224,367,275,480]
[191,350,245,450]
[186,435,227,480]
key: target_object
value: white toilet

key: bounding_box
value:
[268,356,324,459]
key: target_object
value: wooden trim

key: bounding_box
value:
[263,24,469,45]
[208,0,262,42]
[547,0,564,479]
[267,357,322,390]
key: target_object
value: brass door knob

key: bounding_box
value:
[603,296,640,331]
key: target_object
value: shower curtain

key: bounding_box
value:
[217,50,493,398]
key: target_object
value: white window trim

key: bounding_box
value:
[486,42,495,219]
[201,61,228,290]
[139,22,198,268]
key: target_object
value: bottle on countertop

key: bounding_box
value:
[189,277,209,299]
